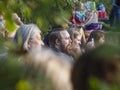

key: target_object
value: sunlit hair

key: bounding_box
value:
[14,24,41,52]
[68,26,82,60]
[68,24,86,45]
[68,28,80,41]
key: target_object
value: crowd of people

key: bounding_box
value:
[0,0,120,90]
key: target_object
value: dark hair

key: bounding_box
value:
[44,24,64,47]
[87,30,104,44]
[71,44,120,90]
[49,28,66,47]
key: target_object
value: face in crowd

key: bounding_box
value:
[28,31,44,50]
[73,33,81,49]
[87,30,105,47]
[59,30,72,54]
[14,24,44,52]
[98,35,105,45]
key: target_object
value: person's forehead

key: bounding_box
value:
[32,32,41,39]
[33,28,41,34]
[60,30,69,35]
[35,27,41,34]
[76,35,81,39]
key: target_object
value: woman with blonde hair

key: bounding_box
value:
[68,25,85,60]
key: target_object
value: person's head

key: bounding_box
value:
[68,27,82,60]
[75,2,85,11]
[87,30,105,47]
[68,24,86,45]
[71,44,120,90]
[14,24,44,53]
[49,28,72,54]
[68,26,82,47]
[73,31,81,48]
[43,24,63,47]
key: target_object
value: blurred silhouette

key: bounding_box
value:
[68,25,83,60]
[26,47,72,90]
[71,44,120,90]
[0,14,6,37]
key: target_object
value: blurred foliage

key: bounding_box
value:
[0,42,54,90]
[0,0,120,90]
[0,54,22,90]
[89,77,119,90]
[0,36,6,53]
[94,0,112,14]
[0,0,113,36]
[0,36,54,90]
[0,0,72,36]
[105,31,120,47]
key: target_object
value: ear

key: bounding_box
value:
[23,41,30,51]
[28,40,32,49]
[55,39,60,46]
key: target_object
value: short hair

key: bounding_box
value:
[68,25,82,41]
[87,30,104,43]
[68,29,80,41]
[49,28,66,47]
